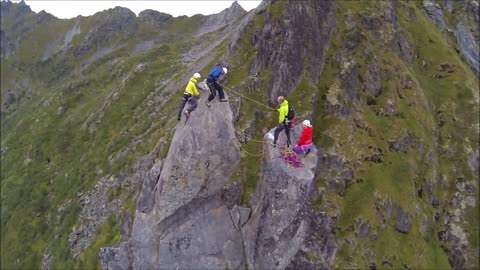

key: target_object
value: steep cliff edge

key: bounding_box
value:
[101,106,323,269]
[100,98,241,269]
[242,126,324,269]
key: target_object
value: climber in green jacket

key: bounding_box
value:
[178,73,201,120]
[271,96,292,147]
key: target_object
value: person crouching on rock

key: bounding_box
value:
[293,120,313,156]
[271,96,292,148]
[205,64,228,107]
[178,72,201,120]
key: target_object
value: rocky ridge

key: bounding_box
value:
[101,101,322,269]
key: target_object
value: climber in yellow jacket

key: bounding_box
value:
[271,96,292,147]
[178,73,201,120]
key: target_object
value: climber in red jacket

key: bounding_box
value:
[293,120,313,156]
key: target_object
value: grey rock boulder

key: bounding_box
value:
[242,125,319,269]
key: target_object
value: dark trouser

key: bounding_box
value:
[186,96,198,113]
[178,94,191,119]
[207,77,225,101]
[273,123,291,146]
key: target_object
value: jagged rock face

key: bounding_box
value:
[196,1,247,35]
[0,30,16,58]
[101,109,324,270]
[204,1,246,27]
[243,125,321,269]
[0,1,35,58]
[0,0,31,18]
[422,0,479,76]
[250,0,335,105]
[101,99,241,269]
[423,0,449,32]
[2,0,479,269]
[138,9,173,25]
[455,21,479,76]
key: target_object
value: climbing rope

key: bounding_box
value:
[218,82,299,142]
[219,83,275,111]
[239,146,264,157]
[209,104,304,167]
[208,106,265,157]
[207,83,306,165]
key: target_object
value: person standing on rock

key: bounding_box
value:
[293,120,313,156]
[271,96,292,148]
[205,64,228,107]
[178,72,202,121]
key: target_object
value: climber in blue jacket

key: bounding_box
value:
[205,64,228,107]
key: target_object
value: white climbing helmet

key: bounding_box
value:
[193,72,201,79]
[302,120,312,127]
[222,67,228,74]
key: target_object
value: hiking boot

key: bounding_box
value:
[184,110,190,118]
[220,98,228,102]
[271,142,276,148]
[205,100,211,108]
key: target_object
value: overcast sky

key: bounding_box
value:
[16,1,262,19]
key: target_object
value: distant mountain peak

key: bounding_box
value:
[227,1,247,16]
[203,0,247,26]
[138,9,173,25]
[1,0,32,17]
[230,1,244,11]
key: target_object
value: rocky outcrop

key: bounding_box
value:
[0,0,32,18]
[422,0,479,76]
[364,58,382,98]
[61,22,81,50]
[69,153,157,257]
[455,21,479,76]
[0,30,17,58]
[196,1,246,36]
[242,125,320,269]
[422,0,449,32]
[249,0,336,105]
[101,99,241,269]
[0,1,36,58]
[100,102,325,269]
[286,210,337,269]
[138,9,173,25]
